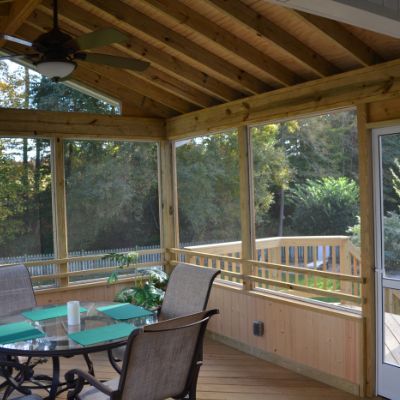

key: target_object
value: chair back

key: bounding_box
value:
[119,309,218,400]
[0,265,36,317]
[160,263,220,320]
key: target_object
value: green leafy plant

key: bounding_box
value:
[115,269,169,309]
[102,251,139,284]
[288,177,359,235]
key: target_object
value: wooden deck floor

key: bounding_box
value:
[5,339,360,400]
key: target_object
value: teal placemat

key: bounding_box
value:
[22,305,87,321]
[68,323,136,346]
[0,321,45,344]
[97,303,153,320]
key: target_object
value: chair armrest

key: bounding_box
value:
[65,368,118,399]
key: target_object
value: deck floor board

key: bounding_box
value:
[3,339,359,400]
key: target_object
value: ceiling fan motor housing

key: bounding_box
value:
[33,28,76,63]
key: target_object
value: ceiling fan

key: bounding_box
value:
[0,0,150,81]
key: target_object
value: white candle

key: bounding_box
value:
[67,300,81,326]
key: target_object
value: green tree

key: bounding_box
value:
[288,177,359,235]
[177,132,241,243]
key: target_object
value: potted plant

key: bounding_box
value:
[102,251,168,309]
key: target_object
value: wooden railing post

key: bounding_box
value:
[358,104,375,397]
[159,140,179,275]
[340,238,352,294]
[238,125,256,290]
[51,137,68,287]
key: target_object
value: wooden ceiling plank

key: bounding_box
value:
[206,0,340,77]
[33,6,219,109]
[79,0,270,95]
[0,3,11,16]
[55,0,243,102]
[137,0,300,87]
[0,0,40,33]
[22,20,197,114]
[0,107,166,139]
[294,10,382,67]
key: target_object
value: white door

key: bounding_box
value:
[374,127,400,400]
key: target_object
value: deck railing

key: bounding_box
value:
[169,235,363,308]
[0,236,363,308]
[1,248,165,290]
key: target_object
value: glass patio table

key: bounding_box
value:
[0,301,157,400]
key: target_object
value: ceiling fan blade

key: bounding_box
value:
[70,28,129,51]
[1,34,33,47]
[75,52,150,71]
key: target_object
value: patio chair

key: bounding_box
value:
[0,265,36,317]
[0,265,37,388]
[109,263,220,372]
[159,263,221,320]
[0,265,50,393]
[65,309,219,400]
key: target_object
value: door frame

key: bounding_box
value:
[373,125,400,399]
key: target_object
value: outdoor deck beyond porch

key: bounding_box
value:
[14,338,359,400]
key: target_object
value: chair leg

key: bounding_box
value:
[107,349,122,374]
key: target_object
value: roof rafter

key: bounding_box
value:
[77,0,270,95]
[292,10,382,67]
[23,18,198,114]
[135,0,301,87]
[35,4,220,109]
[0,0,41,46]
[166,58,400,138]
[206,0,340,77]
[58,0,243,103]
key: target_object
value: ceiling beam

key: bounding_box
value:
[0,0,40,33]
[56,0,243,103]
[293,10,382,67]
[166,58,400,138]
[138,0,301,87]
[32,6,218,110]
[0,107,166,140]
[206,0,339,78]
[78,0,271,95]
[22,20,197,115]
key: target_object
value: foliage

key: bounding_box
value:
[176,132,241,243]
[347,216,361,246]
[115,269,169,309]
[65,140,160,252]
[102,251,139,284]
[288,177,359,235]
[252,123,292,236]
[381,212,400,273]
[0,59,364,260]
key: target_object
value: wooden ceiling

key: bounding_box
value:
[1,0,400,119]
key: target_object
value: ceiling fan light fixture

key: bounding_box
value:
[36,60,76,80]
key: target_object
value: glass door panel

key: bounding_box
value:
[374,128,400,400]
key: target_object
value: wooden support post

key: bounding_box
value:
[159,140,179,275]
[340,239,352,294]
[358,104,375,397]
[51,137,68,287]
[238,125,256,290]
